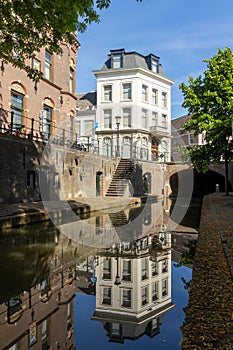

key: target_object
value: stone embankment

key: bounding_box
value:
[0,197,141,229]
[182,193,233,350]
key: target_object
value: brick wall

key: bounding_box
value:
[0,42,77,140]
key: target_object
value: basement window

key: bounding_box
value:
[27,171,35,189]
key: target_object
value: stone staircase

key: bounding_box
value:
[109,210,129,227]
[105,159,134,197]
[108,210,131,241]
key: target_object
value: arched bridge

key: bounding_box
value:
[165,162,233,196]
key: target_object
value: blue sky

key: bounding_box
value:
[76,0,233,119]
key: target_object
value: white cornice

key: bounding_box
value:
[93,67,174,86]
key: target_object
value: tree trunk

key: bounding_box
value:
[225,156,229,196]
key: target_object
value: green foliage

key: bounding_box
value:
[174,239,197,268]
[0,0,142,81]
[179,48,233,173]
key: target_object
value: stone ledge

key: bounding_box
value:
[0,197,142,229]
[181,193,233,350]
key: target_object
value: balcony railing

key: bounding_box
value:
[0,107,169,161]
[0,108,79,148]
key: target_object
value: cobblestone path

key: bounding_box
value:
[182,194,233,350]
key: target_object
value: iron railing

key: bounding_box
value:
[0,107,169,160]
[0,108,80,149]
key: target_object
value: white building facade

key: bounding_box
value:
[92,234,173,343]
[76,92,97,150]
[93,49,174,162]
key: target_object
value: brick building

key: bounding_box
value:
[171,114,205,162]
[0,40,79,142]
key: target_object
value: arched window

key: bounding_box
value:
[123,136,131,144]
[142,137,147,144]
[103,137,112,145]
[10,82,26,132]
[122,136,131,158]
[103,137,112,157]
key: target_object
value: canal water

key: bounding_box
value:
[0,198,199,350]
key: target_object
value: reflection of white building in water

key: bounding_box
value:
[92,234,174,343]
[60,200,169,249]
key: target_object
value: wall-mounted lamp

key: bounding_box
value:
[115,115,121,157]
[114,246,121,286]
[59,95,63,105]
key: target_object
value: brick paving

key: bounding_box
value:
[182,193,233,350]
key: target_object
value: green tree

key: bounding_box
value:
[0,0,142,82]
[179,47,233,195]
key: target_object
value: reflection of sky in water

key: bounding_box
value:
[74,264,192,350]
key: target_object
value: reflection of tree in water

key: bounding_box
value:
[174,239,196,331]
[174,239,196,268]
[0,223,57,302]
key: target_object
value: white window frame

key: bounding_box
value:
[141,286,148,306]
[142,84,148,102]
[122,260,131,281]
[122,83,132,100]
[162,258,168,273]
[152,282,158,301]
[142,109,148,129]
[84,120,94,136]
[103,85,112,102]
[151,58,158,73]
[112,54,121,68]
[161,114,167,128]
[189,132,195,144]
[102,287,111,305]
[103,109,112,129]
[45,50,52,80]
[141,258,148,280]
[151,260,158,276]
[152,112,158,127]
[103,258,111,279]
[122,289,131,308]
[122,108,131,127]
[161,92,167,108]
[162,278,168,296]
[152,88,158,105]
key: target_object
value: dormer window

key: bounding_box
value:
[110,49,124,69]
[146,54,160,74]
[112,54,121,68]
[151,58,159,73]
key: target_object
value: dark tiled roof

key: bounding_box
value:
[76,91,97,110]
[171,115,191,130]
[99,49,167,78]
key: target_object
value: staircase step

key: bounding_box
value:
[105,158,135,197]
